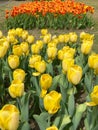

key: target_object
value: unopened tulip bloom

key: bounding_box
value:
[88,53,98,69]
[58,50,64,60]
[44,90,61,114]
[26,35,34,44]
[58,34,65,43]
[80,32,94,41]
[64,34,70,43]
[13,69,26,82]
[41,29,48,36]
[81,40,93,54]
[8,55,19,69]
[40,74,52,90]
[29,55,41,68]
[8,79,24,98]
[12,45,23,56]
[62,58,74,73]
[0,43,8,58]
[69,32,78,43]
[15,28,23,37]
[47,47,57,60]
[21,30,28,40]
[31,44,40,54]
[86,85,98,106]
[46,125,58,130]
[0,104,19,130]
[40,74,52,97]
[34,60,46,74]
[20,42,29,54]
[43,34,51,44]
[67,64,82,85]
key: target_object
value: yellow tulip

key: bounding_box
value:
[62,58,74,73]
[44,90,61,114]
[58,34,65,43]
[86,85,98,106]
[20,42,29,54]
[13,69,26,82]
[81,40,93,54]
[21,30,28,40]
[15,28,23,37]
[43,34,51,44]
[80,32,94,41]
[29,55,41,68]
[67,64,82,85]
[69,32,78,43]
[36,40,43,49]
[8,55,19,69]
[26,35,35,44]
[58,50,64,60]
[8,29,16,36]
[46,125,58,130]
[64,34,70,43]
[8,79,24,98]
[34,60,46,73]
[88,53,98,69]
[47,47,57,60]
[63,48,75,59]
[0,43,8,58]
[12,45,23,56]
[31,44,40,54]
[41,29,48,35]
[40,74,52,90]
[0,104,19,130]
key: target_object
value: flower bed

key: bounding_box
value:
[0,28,98,130]
[5,0,94,29]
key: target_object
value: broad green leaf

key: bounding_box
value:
[72,103,87,130]
[59,115,71,130]
[33,112,49,130]
[21,122,30,130]
[68,94,75,117]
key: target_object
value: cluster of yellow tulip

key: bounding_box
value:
[0,28,98,130]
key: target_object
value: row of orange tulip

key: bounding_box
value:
[5,0,94,19]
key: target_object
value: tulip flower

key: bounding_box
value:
[29,55,41,68]
[69,32,78,43]
[31,44,41,54]
[67,64,82,85]
[12,45,23,56]
[0,104,19,130]
[8,55,19,69]
[13,69,26,82]
[15,28,23,37]
[41,29,48,36]
[20,42,29,55]
[40,74,52,97]
[81,40,93,54]
[44,90,61,114]
[0,43,8,58]
[88,53,98,69]
[46,125,58,130]
[86,85,98,106]
[26,35,35,44]
[8,79,24,98]
[47,47,57,60]
[62,58,74,73]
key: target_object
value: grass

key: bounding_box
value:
[0,0,98,52]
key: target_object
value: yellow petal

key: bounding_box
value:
[86,102,97,106]
[32,72,40,76]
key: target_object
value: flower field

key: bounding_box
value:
[0,27,98,130]
[0,0,98,130]
[5,0,94,29]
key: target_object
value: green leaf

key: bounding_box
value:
[72,103,87,130]
[59,115,71,130]
[33,112,49,130]
[68,94,75,117]
[21,122,30,130]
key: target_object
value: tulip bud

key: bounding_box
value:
[47,47,57,60]
[12,45,23,56]
[88,53,98,69]
[67,64,82,85]
[8,55,19,69]
[0,104,19,130]
[44,90,61,114]
[40,74,52,90]
[13,69,26,82]
[8,79,24,98]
